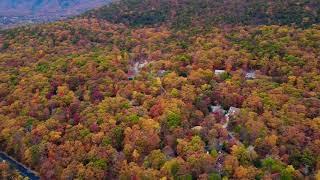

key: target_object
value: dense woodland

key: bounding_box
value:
[0,0,320,179]
[87,0,320,28]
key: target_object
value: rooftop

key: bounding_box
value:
[214,70,226,75]
[245,71,256,79]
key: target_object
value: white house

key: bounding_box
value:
[245,71,256,79]
[191,126,203,132]
[214,70,226,75]
[210,105,226,114]
[228,107,240,116]
[157,70,167,77]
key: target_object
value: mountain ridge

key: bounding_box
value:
[0,0,110,28]
[0,0,109,16]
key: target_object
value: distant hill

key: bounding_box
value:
[0,0,110,28]
[87,0,320,28]
[0,0,110,16]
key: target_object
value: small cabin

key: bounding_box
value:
[191,126,203,132]
[245,71,256,79]
[133,61,148,73]
[215,70,226,75]
[228,107,240,116]
[157,70,167,77]
[210,105,226,114]
[138,61,148,69]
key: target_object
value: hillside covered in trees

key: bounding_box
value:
[87,0,320,28]
[0,0,320,179]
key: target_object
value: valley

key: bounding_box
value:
[0,0,110,28]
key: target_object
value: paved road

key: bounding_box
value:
[0,152,40,180]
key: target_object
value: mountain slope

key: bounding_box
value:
[0,0,320,179]
[87,0,320,28]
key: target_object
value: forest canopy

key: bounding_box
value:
[86,0,320,28]
[0,0,320,179]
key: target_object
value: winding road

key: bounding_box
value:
[0,152,40,180]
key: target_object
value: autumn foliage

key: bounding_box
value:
[0,0,320,179]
